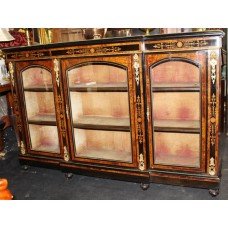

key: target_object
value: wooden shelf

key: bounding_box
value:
[28,114,56,125]
[70,82,128,92]
[74,116,130,131]
[24,85,53,92]
[152,83,200,92]
[76,148,132,162]
[153,120,200,133]
[31,144,60,153]
[154,154,200,167]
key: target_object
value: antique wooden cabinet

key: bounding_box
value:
[3,31,224,196]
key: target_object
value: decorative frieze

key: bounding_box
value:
[66,46,122,55]
[9,51,47,60]
[145,39,216,51]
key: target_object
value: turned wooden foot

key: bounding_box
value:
[209,189,219,197]
[140,183,150,191]
[65,173,73,179]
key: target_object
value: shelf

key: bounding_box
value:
[70,92,130,125]
[154,131,200,168]
[28,114,56,125]
[70,82,128,92]
[153,120,200,133]
[152,83,200,92]
[74,128,132,162]
[29,124,60,154]
[152,92,200,122]
[24,85,53,92]
[74,116,130,131]
[32,144,60,153]
[76,148,132,162]
[154,154,200,167]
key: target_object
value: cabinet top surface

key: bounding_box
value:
[3,30,224,53]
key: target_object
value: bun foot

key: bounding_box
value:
[209,189,219,197]
[21,165,29,171]
[65,172,73,179]
[140,183,150,191]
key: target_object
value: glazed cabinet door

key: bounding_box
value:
[14,60,66,159]
[145,52,207,172]
[61,55,138,168]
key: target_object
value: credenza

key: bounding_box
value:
[3,30,224,196]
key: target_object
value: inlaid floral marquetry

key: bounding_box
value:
[9,51,47,59]
[53,59,60,87]
[133,54,140,86]
[136,95,143,144]
[210,93,216,146]
[208,50,218,176]
[210,52,217,85]
[56,95,66,139]
[152,40,209,49]
[65,46,122,56]
[145,39,215,51]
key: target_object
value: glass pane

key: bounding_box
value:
[22,67,53,90]
[150,60,201,168]
[151,61,199,87]
[68,64,127,88]
[29,124,60,153]
[24,92,56,122]
[153,92,200,130]
[74,129,132,162]
[154,132,200,167]
[68,63,132,162]
[22,67,59,154]
[70,92,130,129]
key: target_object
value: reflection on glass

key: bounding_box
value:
[22,67,59,153]
[29,124,60,153]
[22,67,53,90]
[75,129,132,162]
[154,132,200,167]
[151,61,200,88]
[151,61,201,168]
[68,63,132,162]
[68,64,128,89]
[25,92,56,123]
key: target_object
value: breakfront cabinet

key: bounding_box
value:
[4,31,224,196]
